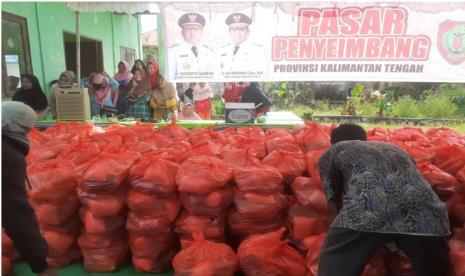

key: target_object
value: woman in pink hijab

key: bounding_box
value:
[89,73,118,116]
[113,61,133,87]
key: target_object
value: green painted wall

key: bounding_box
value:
[2,2,141,95]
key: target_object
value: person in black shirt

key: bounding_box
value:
[183,83,195,104]
[2,101,57,276]
[241,82,271,116]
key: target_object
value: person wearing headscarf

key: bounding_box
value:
[88,73,118,116]
[223,82,246,103]
[178,103,201,120]
[49,71,77,118]
[12,74,48,119]
[150,75,178,120]
[193,82,213,120]
[121,68,152,119]
[2,101,57,276]
[241,82,271,116]
[146,61,160,90]
[113,61,133,87]
[131,59,146,75]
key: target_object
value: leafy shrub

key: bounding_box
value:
[383,86,422,100]
[438,84,465,118]
[418,94,458,119]
[212,96,225,116]
[392,96,420,118]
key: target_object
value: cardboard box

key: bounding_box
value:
[225,102,255,123]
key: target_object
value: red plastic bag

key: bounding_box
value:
[295,122,332,152]
[449,228,465,276]
[262,150,307,183]
[76,148,140,193]
[159,140,192,164]
[457,165,465,184]
[2,230,14,255]
[126,211,172,236]
[291,177,327,213]
[233,190,287,220]
[79,208,126,234]
[82,241,128,272]
[189,127,226,146]
[175,211,225,241]
[189,140,224,157]
[27,141,69,163]
[173,233,238,276]
[30,195,80,225]
[177,156,233,194]
[266,130,298,154]
[227,207,284,238]
[144,132,173,148]
[2,256,11,274]
[129,232,178,258]
[238,227,307,276]
[78,230,125,250]
[448,193,465,226]
[231,136,267,159]
[129,152,179,194]
[42,229,75,257]
[159,120,190,141]
[304,233,326,276]
[78,186,125,218]
[385,250,415,276]
[233,166,283,194]
[27,159,77,202]
[417,162,458,200]
[306,150,324,182]
[123,141,156,154]
[47,248,81,268]
[58,140,101,165]
[132,249,177,273]
[221,148,261,168]
[237,126,265,139]
[180,186,233,217]
[126,190,180,222]
[361,249,387,276]
[288,204,328,239]
[433,144,465,176]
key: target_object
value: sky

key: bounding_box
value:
[140,4,159,33]
[141,14,158,33]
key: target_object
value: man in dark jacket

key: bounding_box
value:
[2,101,56,276]
[317,124,450,276]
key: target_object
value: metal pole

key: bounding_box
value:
[76,11,81,87]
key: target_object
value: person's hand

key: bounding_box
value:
[37,268,58,276]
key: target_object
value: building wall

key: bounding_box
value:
[2,2,141,95]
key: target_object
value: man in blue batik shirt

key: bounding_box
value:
[317,123,450,276]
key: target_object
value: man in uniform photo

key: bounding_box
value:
[167,13,216,80]
[219,12,268,77]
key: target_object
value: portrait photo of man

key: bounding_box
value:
[218,12,268,77]
[167,13,216,80]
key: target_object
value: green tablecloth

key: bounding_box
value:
[9,261,173,276]
[35,112,304,129]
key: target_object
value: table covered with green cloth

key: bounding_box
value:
[35,112,304,129]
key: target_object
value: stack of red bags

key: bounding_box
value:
[127,151,181,273]
[27,159,81,268]
[289,177,329,252]
[176,156,233,242]
[76,147,140,272]
[229,165,287,243]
